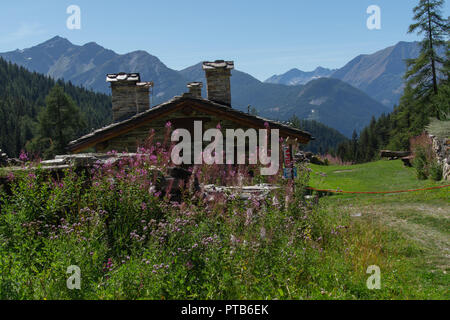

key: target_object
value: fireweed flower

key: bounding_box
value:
[6,172,14,182]
[19,150,28,162]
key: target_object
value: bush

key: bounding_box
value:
[410,133,438,180]
[413,147,430,180]
[429,160,443,181]
[1,128,427,299]
[1,134,344,299]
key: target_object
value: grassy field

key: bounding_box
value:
[0,158,448,299]
[309,159,449,192]
[309,160,449,298]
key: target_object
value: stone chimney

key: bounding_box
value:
[106,73,153,122]
[202,60,234,107]
[187,82,203,98]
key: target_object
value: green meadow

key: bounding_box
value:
[0,158,448,299]
[309,160,449,299]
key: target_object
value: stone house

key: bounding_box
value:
[67,61,312,163]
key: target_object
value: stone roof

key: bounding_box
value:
[106,73,141,82]
[67,95,313,152]
[187,82,203,88]
[106,73,154,88]
[202,60,234,70]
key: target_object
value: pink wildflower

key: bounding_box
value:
[19,150,28,162]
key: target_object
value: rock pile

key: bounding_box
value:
[203,184,279,200]
[430,136,450,181]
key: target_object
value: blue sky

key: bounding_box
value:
[0,0,448,80]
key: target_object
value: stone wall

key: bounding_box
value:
[111,83,150,121]
[204,68,232,106]
[91,106,289,166]
[202,61,234,107]
[430,135,450,181]
[187,82,203,98]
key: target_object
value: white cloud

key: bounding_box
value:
[0,22,47,45]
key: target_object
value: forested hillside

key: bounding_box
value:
[335,0,449,164]
[0,57,112,157]
[289,116,349,154]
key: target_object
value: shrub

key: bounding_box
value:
[1,132,338,299]
[1,126,426,299]
[410,133,436,180]
[429,160,443,181]
[413,147,430,180]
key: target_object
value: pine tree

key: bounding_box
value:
[0,57,112,158]
[431,44,450,119]
[36,85,86,158]
[351,130,359,161]
[405,0,449,116]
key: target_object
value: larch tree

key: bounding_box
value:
[405,0,449,117]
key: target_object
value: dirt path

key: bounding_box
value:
[347,201,450,271]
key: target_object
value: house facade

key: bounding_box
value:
[67,61,312,161]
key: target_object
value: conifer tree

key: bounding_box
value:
[405,0,449,115]
[36,85,86,158]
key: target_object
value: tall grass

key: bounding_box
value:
[0,129,443,299]
[0,129,325,299]
[321,154,353,166]
[410,133,442,181]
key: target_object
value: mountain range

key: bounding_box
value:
[265,67,336,86]
[0,36,406,137]
[265,41,426,108]
[0,37,186,104]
